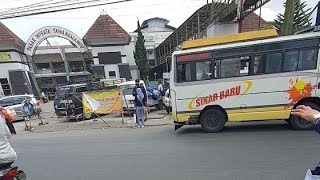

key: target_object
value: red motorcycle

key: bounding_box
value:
[0,164,26,180]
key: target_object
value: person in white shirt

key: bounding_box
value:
[0,109,17,166]
[157,80,163,93]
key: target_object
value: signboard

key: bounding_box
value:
[0,52,12,62]
[24,26,88,56]
[163,72,170,79]
[82,90,123,114]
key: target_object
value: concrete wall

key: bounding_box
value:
[206,23,238,37]
[91,46,127,64]
[90,44,139,80]
[36,46,80,54]
[104,64,119,79]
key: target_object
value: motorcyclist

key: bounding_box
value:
[0,106,17,169]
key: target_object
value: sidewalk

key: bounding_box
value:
[13,102,173,135]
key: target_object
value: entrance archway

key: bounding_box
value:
[24,26,88,55]
[24,26,92,95]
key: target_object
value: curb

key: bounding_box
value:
[15,122,173,135]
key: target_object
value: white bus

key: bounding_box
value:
[170,30,320,132]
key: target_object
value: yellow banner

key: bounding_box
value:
[0,52,12,62]
[83,90,123,114]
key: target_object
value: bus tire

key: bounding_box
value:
[200,108,226,133]
[289,102,319,130]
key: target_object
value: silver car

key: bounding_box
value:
[0,95,42,121]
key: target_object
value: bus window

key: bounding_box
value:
[220,56,249,78]
[220,58,239,78]
[196,61,211,80]
[298,49,318,70]
[284,51,299,72]
[214,60,221,79]
[239,56,250,76]
[266,52,282,73]
[253,55,265,74]
[177,63,192,82]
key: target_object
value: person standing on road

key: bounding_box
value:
[158,80,164,95]
[132,79,147,128]
[21,97,35,130]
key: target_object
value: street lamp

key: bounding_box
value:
[154,72,157,81]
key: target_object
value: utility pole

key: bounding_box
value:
[282,0,296,35]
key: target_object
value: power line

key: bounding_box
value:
[0,0,132,19]
[0,0,68,14]
[8,1,204,19]
[0,0,109,16]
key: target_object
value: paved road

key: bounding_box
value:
[11,121,319,180]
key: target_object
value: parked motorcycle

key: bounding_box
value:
[0,165,26,180]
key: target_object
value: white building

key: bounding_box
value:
[83,13,139,80]
[0,22,40,96]
[129,17,175,68]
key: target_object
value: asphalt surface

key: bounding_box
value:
[11,121,320,180]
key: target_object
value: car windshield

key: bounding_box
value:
[120,84,135,95]
[0,96,30,107]
[56,87,73,98]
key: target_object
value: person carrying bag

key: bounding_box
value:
[132,79,148,128]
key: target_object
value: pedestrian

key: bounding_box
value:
[132,79,147,128]
[41,91,45,103]
[158,80,164,95]
[21,97,35,130]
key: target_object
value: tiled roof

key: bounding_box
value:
[83,14,131,46]
[0,22,25,52]
[242,13,274,32]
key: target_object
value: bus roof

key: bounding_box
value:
[181,29,278,50]
[174,31,320,57]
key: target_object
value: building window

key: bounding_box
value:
[149,59,156,66]
[147,50,153,55]
[69,61,84,72]
[0,78,11,96]
[36,63,52,74]
[52,62,66,73]
[109,71,116,77]
[98,52,122,64]
[56,77,67,85]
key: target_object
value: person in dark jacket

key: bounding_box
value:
[132,79,147,127]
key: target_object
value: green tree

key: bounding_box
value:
[258,25,274,30]
[274,0,312,35]
[134,20,149,80]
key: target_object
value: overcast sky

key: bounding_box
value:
[0,0,318,44]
